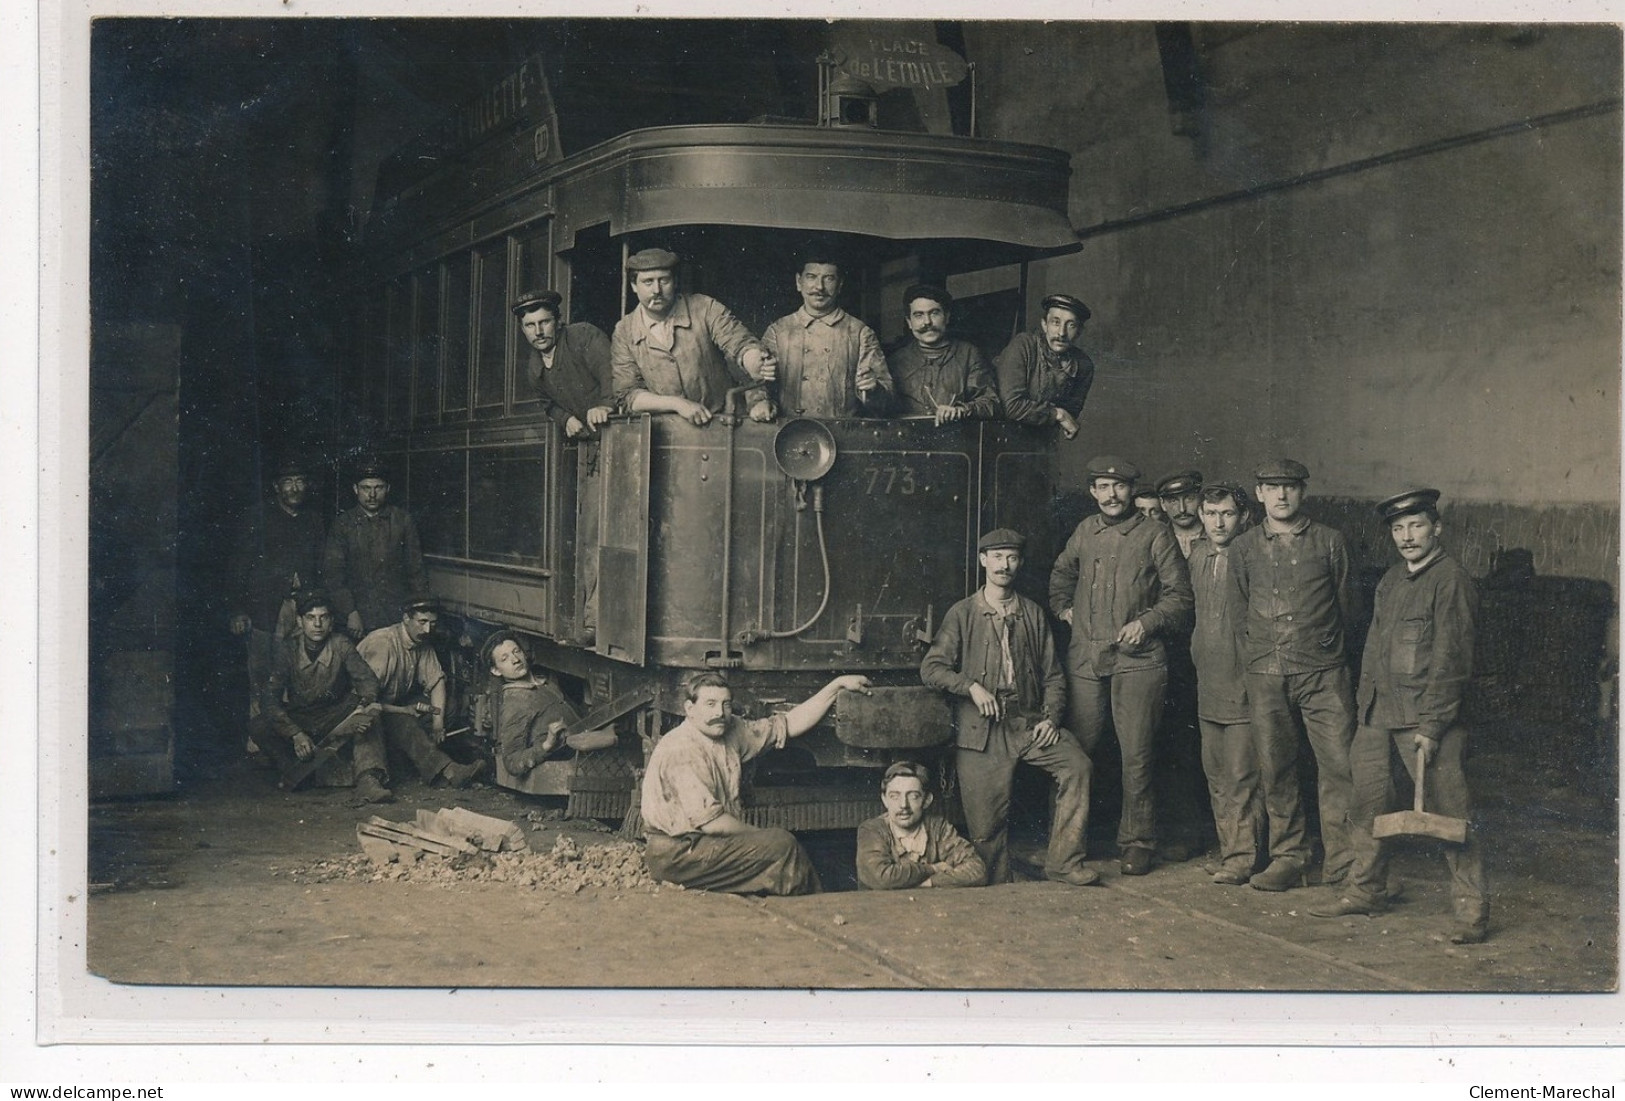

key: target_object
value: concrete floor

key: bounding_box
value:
[85,740,1617,993]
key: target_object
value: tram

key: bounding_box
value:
[344,51,1084,826]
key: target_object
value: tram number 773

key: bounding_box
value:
[864,465,920,495]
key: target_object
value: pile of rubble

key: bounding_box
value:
[287,807,660,894]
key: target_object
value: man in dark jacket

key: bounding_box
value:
[887,284,1000,423]
[512,289,613,642]
[994,293,1094,439]
[229,456,326,747]
[323,459,429,638]
[923,528,1098,886]
[1049,456,1194,878]
[1312,488,1488,944]
[260,590,389,803]
[1229,458,1360,892]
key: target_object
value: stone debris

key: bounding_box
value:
[293,832,657,893]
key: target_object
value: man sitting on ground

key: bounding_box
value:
[641,671,872,895]
[856,760,986,890]
[260,590,389,803]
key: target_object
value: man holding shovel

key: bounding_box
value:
[1311,488,1489,944]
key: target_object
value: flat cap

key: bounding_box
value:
[1086,455,1141,483]
[1376,487,1442,522]
[1201,480,1251,505]
[1253,458,1310,484]
[273,456,309,479]
[977,528,1026,552]
[626,247,681,272]
[1156,469,1204,497]
[1040,293,1091,323]
[400,596,440,617]
[353,457,389,482]
[903,283,952,310]
[510,289,562,318]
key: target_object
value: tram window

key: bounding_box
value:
[409,448,467,561]
[473,242,511,413]
[443,253,472,416]
[385,277,412,430]
[412,267,441,424]
[516,224,552,303]
[468,447,546,569]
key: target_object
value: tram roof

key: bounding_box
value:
[368,122,1083,260]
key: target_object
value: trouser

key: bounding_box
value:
[1199,717,1267,871]
[1157,647,1214,853]
[643,828,821,895]
[956,710,1093,884]
[1068,667,1166,852]
[259,693,386,786]
[1248,666,1356,873]
[377,711,453,784]
[1347,723,1488,923]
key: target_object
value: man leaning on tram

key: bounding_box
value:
[610,247,779,427]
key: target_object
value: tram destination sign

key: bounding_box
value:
[829,29,969,92]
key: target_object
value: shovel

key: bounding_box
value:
[1371,743,1468,843]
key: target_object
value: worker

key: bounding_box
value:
[855,761,987,890]
[511,288,612,644]
[887,284,1000,423]
[358,598,484,791]
[1312,488,1488,944]
[610,247,777,426]
[259,590,390,803]
[761,250,895,417]
[1189,483,1268,884]
[1049,456,1194,877]
[924,528,1099,886]
[640,671,872,894]
[323,458,429,638]
[994,293,1094,439]
[1229,459,1360,892]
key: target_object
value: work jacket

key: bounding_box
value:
[1357,551,1478,740]
[921,590,1065,752]
[1048,513,1193,678]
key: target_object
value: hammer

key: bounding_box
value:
[1371,743,1468,843]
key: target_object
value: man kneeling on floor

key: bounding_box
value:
[641,671,872,895]
[260,590,389,803]
[856,761,986,890]
[483,630,617,777]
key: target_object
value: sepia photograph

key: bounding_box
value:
[58,7,1622,1026]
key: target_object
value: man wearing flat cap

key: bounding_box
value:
[228,454,328,747]
[1154,467,1214,863]
[512,290,614,441]
[1157,470,1207,560]
[512,290,613,643]
[1313,489,1489,944]
[923,528,1099,886]
[323,458,429,639]
[995,293,1095,439]
[762,250,895,418]
[358,598,484,792]
[1050,456,1194,877]
[887,284,1001,424]
[1229,459,1359,892]
[610,248,776,426]
[1189,482,1268,884]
